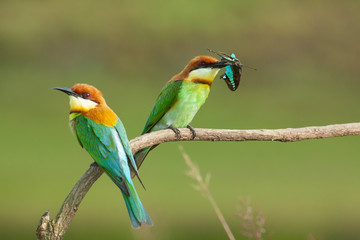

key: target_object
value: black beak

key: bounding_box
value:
[53,87,80,97]
[209,60,230,69]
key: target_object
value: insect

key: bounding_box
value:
[208,49,243,91]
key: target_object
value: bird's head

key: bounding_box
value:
[170,56,229,84]
[53,83,105,113]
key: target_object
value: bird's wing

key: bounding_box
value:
[74,116,131,195]
[114,119,141,178]
[141,80,182,134]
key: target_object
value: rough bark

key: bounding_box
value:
[36,123,360,239]
[36,163,103,240]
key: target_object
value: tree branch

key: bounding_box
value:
[36,122,360,239]
[130,123,360,151]
[36,163,103,240]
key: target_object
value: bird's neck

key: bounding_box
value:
[69,96,98,113]
[184,68,220,86]
[70,104,118,127]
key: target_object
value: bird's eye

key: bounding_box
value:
[82,92,90,98]
[199,61,206,67]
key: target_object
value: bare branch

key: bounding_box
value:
[130,123,360,152]
[36,163,103,240]
[36,122,360,239]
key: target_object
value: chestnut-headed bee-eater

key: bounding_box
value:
[133,56,229,175]
[54,83,153,228]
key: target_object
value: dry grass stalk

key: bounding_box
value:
[236,197,269,240]
[179,145,236,240]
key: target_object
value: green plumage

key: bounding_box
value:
[141,80,183,134]
[134,80,211,173]
[72,115,152,228]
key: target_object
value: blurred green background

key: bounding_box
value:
[1,0,360,239]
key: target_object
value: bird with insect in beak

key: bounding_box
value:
[53,84,153,228]
[132,55,231,177]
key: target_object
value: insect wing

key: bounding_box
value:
[221,64,242,91]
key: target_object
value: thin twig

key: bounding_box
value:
[179,145,236,240]
[36,123,360,239]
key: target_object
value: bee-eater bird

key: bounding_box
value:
[53,83,153,228]
[133,56,229,176]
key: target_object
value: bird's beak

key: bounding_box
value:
[53,87,80,97]
[209,60,230,69]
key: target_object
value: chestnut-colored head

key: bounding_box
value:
[71,84,105,104]
[170,55,228,83]
[54,83,118,126]
[53,83,106,113]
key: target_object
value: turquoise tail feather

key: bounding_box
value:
[103,169,152,228]
[121,180,153,228]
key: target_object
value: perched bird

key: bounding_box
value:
[53,84,152,228]
[133,56,228,176]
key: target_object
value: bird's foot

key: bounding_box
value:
[168,125,181,138]
[186,125,196,139]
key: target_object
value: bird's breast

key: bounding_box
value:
[178,82,210,104]
[155,82,210,129]
[84,106,118,127]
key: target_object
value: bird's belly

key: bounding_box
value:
[154,84,210,130]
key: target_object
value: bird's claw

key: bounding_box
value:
[169,126,181,138]
[186,125,196,139]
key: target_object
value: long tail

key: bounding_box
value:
[131,145,158,178]
[103,169,153,228]
[121,178,153,228]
